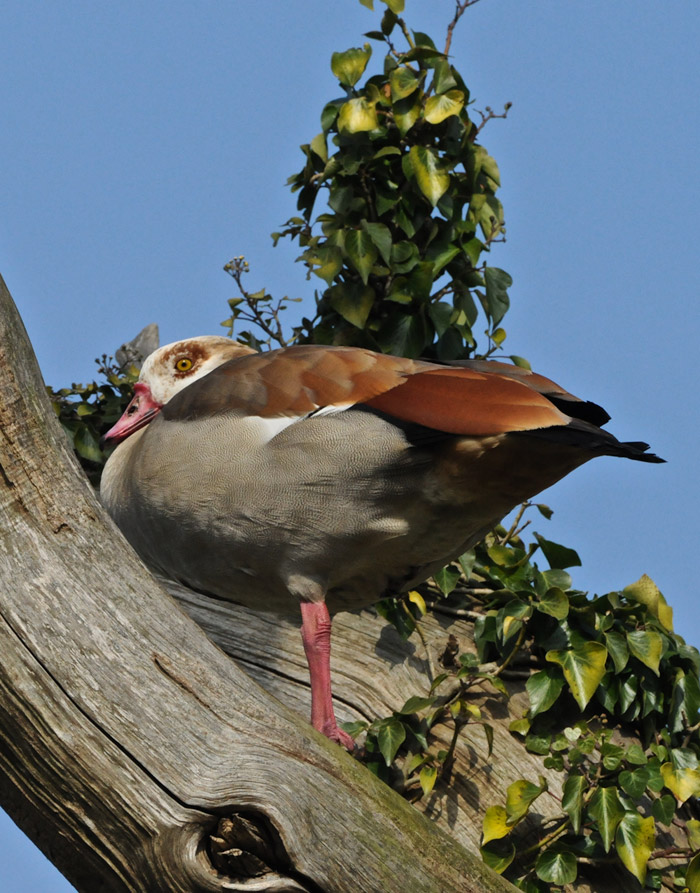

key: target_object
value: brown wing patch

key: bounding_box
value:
[364,367,570,435]
[162,345,421,421]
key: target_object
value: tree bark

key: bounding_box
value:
[0,273,519,891]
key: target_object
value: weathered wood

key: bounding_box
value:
[0,273,517,891]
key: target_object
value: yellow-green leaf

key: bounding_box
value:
[424,89,464,124]
[687,852,700,893]
[506,776,547,824]
[661,761,700,803]
[331,44,372,87]
[615,812,654,885]
[328,282,375,329]
[624,574,674,632]
[338,97,379,133]
[384,0,404,12]
[546,642,608,710]
[687,819,700,850]
[392,92,421,135]
[390,66,421,101]
[309,132,328,163]
[482,805,511,843]
[419,765,437,798]
[408,145,449,207]
[407,590,426,615]
[626,629,664,675]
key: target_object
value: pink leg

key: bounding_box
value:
[300,601,355,751]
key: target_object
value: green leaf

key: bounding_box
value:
[419,765,437,797]
[537,587,569,620]
[535,534,582,570]
[588,787,625,853]
[328,282,375,329]
[480,840,515,875]
[407,145,450,207]
[424,89,464,124]
[389,65,421,101]
[376,716,406,765]
[626,629,664,676]
[615,812,654,885]
[345,229,378,284]
[398,695,435,715]
[383,0,404,12]
[546,642,608,710]
[526,667,565,717]
[433,564,460,596]
[687,853,700,893]
[432,59,458,94]
[361,220,392,265]
[358,0,373,8]
[535,847,577,885]
[482,266,512,326]
[505,776,547,824]
[73,425,102,463]
[623,574,673,632]
[604,630,630,673]
[331,44,372,87]
[482,805,512,843]
[562,774,586,834]
[651,793,676,826]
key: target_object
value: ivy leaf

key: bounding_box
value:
[392,92,421,135]
[534,534,581,570]
[651,793,676,826]
[623,574,673,632]
[615,812,655,886]
[661,753,700,803]
[546,642,608,710]
[383,0,404,13]
[433,564,460,596]
[604,630,630,673]
[419,765,437,798]
[688,820,700,850]
[687,853,700,893]
[424,89,464,124]
[74,425,102,463]
[408,145,450,206]
[626,629,664,676]
[505,776,547,824]
[482,805,512,843]
[562,774,586,834]
[482,266,512,326]
[338,97,379,133]
[389,65,421,101]
[526,667,565,717]
[375,716,406,766]
[480,840,515,875]
[535,847,577,885]
[537,587,569,620]
[331,44,372,87]
[361,220,392,265]
[345,229,378,284]
[588,787,625,853]
[328,282,374,329]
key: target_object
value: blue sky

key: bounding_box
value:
[1,1,698,888]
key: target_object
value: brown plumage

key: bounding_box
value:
[100,336,662,748]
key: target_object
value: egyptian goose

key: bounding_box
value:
[101,336,662,749]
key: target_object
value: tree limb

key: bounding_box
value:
[0,272,515,892]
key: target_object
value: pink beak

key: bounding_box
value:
[102,383,163,446]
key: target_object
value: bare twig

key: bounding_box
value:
[445,0,484,57]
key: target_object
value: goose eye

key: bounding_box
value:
[175,357,193,372]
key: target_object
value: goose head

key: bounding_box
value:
[102,336,255,445]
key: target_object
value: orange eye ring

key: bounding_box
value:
[175,357,193,372]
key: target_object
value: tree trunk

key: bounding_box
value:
[0,272,518,891]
